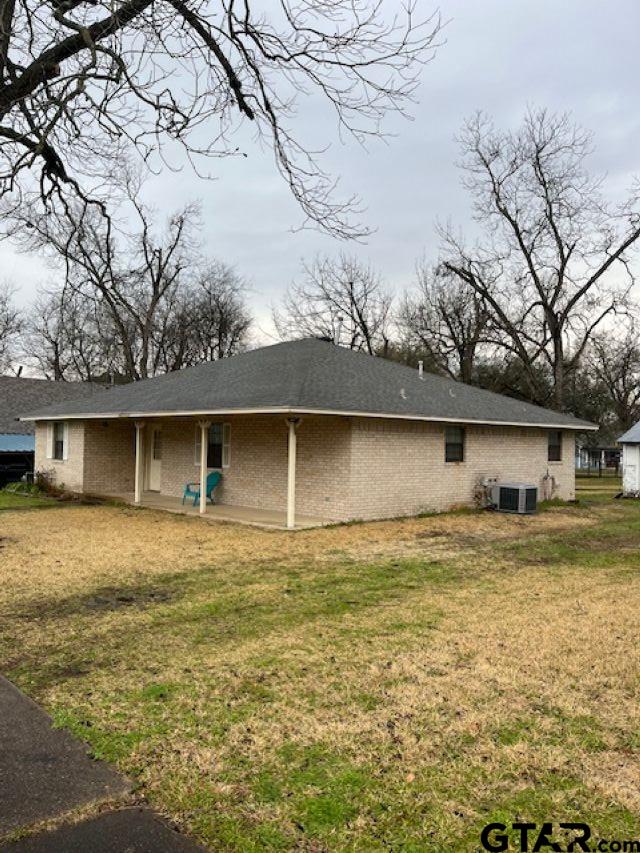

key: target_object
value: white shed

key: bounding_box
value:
[618,423,640,495]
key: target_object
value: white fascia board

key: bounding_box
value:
[20,406,598,431]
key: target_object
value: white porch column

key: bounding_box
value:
[286,418,300,530]
[134,421,145,504]
[198,420,211,515]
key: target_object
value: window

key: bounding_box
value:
[195,422,231,469]
[207,423,223,468]
[445,426,465,462]
[152,429,162,460]
[53,422,65,460]
[548,430,562,462]
[47,421,68,461]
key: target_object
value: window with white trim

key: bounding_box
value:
[47,421,69,461]
[195,422,230,469]
[152,429,162,461]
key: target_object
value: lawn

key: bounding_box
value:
[575,472,622,499]
[1,492,639,850]
[0,489,57,511]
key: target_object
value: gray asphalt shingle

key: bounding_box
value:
[19,339,594,430]
[1,376,106,435]
[618,422,640,443]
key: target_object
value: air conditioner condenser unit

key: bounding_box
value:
[490,482,538,514]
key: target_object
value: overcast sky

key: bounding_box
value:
[3,0,639,343]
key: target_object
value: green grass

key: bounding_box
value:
[0,489,57,510]
[575,473,622,504]
[2,499,640,850]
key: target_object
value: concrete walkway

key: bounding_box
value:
[0,676,204,852]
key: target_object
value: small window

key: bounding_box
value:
[445,426,465,462]
[548,430,562,462]
[208,423,223,468]
[195,422,231,469]
[53,422,65,461]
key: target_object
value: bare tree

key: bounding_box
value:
[0,0,440,237]
[398,262,491,382]
[14,171,202,379]
[588,327,640,433]
[153,262,252,373]
[27,260,252,380]
[274,253,393,354]
[0,282,22,372]
[439,109,640,410]
[25,285,121,380]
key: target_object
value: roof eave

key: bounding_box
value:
[20,406,597,431]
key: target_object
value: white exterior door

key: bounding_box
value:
[147,426,162,492]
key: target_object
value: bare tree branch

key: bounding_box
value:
[16,168,252,379]
[0,0,441,237]
[398,261,491,382]
[438,108,640,410]
[0,280,22,371]
[273,253,393,354]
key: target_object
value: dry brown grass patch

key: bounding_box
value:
[1,499,639,849]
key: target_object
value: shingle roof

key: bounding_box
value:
[19,339,595,430]
[618,422,640,443]
[1,376,107,435]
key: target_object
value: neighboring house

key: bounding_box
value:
[0,376,107,486]
[20,339,596,527]
[575,442,621,473]
[618,422,640,495]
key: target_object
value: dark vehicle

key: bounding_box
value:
[0,456,32,488]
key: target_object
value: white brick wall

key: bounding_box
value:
[347,418,575,519]
[83,420,136,494]
[35,415,576,521]
[156,415,351,521]
[34,421,85,491]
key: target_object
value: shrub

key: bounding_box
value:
[34,469,59,495]
[3,481,41,495]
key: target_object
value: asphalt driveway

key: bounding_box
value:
[0,676,203,852]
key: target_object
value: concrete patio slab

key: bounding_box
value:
[111,491,329,529]
[0,676,129,835]
[1,808,205,852]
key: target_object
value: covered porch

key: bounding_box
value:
[116,413,348,530]
[112,490,327,530]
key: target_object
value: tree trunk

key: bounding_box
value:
[553,335,565,410]
[459,346,475,384]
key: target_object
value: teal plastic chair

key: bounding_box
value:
[182,471,221,507]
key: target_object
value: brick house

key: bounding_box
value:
[21,339,595,528]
